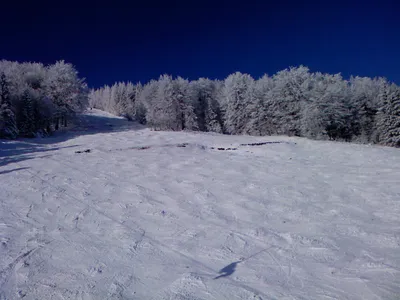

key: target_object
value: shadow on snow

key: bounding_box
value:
[213,249,268,280]
[28,112,146,145]
[0,111,145,168]
[214,261,241,279]
[0,141,80,168]
[0,167,30,175]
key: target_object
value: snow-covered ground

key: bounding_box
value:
[1,109,400,300]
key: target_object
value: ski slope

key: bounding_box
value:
[1,109,399,299]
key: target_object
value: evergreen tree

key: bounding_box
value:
[0,73,10,105]
[375,85,400,147]
[190,79,223,133]
[18,90,37,137]
[347,77,382,143]
[204,84,223,133]
[173,77,198,131]
[18,90,38,137]
[152,75,182,131]
[133,83,146,124]
[0,73,18,138]
[140,80,160,129]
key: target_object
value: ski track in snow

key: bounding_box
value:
[1,109,399,299]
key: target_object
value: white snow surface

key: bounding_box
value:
[1,109,400,300]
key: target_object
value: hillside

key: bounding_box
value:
[1,109,399,299]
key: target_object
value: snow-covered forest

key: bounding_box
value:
[1,110,399,299]
[89,67,400,147]
[1,60,399,147]
[0,60,88,138]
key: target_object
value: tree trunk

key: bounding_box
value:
[181,112,185,130]
[46,123,51,134]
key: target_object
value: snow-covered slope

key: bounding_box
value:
[1,109,399,300]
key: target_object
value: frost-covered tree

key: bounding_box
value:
[173,77,198,131]
[88,89,97,109]
[375,84,400,147]
[301,73,352,141]
[190,80,207,131]
[221,72,254,134]
[109,82,134,117]
[45,60,88,129]
[244,74,275,135]
[348,76,382,143]
[191,78,223,133]
[270,66,311,136]
[205,80,224,133]
[140,79,161,129]
[143,75,197,131]
[0,60,88,138]
[35,95,55,135]
[0,73,18,138]
[152,75,180,130]
[0,73,11,105]
[86,65,400,147]
[100,85,112,111]
[132,83,146,124]
[0,104,18,139]
[17,90,37,137]
[89,82,139,121]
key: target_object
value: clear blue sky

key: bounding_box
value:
[1,0,399,87]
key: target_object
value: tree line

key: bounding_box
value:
[0,60,88,138]
[0,61,398,147]
[89,66,400,147]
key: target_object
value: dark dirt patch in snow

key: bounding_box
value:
[210,147,238,151]
[75,149,92,154]
[240,141,288,146]
[177,143,189,148]
[113,143,206,152]
[110,141,292,153]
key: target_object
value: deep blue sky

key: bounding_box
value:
[1,0,399,87]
